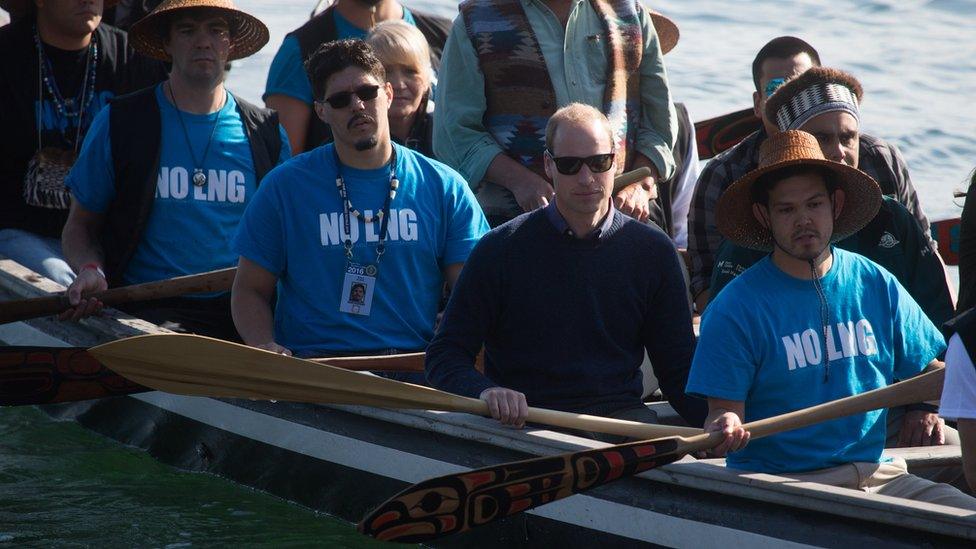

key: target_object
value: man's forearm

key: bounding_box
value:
[484,153,547,193]
[231,287,277,346]
[61,219,104,272]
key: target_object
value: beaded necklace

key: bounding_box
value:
[334,146,400,263]
[33,26,98,148]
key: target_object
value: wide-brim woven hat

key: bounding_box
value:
[0,0,119,16]
[649,10,679,55]
[128,0,269,62]
[716,130,882,251]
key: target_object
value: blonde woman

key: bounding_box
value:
[366,20,434,157]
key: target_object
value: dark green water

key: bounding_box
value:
[0,406,388,547]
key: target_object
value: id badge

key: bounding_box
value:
[340,262,377,316]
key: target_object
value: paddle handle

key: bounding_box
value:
[0,267,237,325]
[677,366,947,453]
[612,167,652,193]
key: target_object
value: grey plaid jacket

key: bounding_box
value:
[687,129,933,297]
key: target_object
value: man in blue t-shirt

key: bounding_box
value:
[686,129,976,509]
[233,40,487,367]
[264,0,449,154]
[59,0,289,339]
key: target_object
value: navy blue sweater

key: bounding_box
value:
[425,209,707,426]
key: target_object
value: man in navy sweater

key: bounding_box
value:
[426,103,706,436]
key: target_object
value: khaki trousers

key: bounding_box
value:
[783,457,976,511]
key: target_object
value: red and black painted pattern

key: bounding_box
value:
[0,347,147,406]
[359,436,683,543]
[694,108,762,160]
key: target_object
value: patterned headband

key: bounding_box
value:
[774,82,860,131]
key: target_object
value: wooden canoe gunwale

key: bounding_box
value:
[1,257,974,545]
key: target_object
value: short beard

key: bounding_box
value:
[355,0,384,7]
[354,137,379,151]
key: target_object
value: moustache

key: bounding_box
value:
[792,229,820,240]
[348,114,376,130]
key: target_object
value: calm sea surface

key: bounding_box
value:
[2,0,975,545]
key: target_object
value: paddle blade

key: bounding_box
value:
[358,436,684,543]
[88,333,478,410]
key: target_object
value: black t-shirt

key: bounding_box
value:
[0,18,166,238]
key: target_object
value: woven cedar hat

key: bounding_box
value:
[649,10,679,55]
[716,130,881,251]
[128,0,269,62]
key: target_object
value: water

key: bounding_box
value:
[3,0,976,545]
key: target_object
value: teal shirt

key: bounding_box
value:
[433,0,676,185]
[688,249,945,473]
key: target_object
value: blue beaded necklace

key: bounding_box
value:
[33,26,98,148]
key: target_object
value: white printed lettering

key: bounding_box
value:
[208,169,227,202]
[228,170,245,203]
[363,210,380,242]
[320,213,341,246]
[193,180,207,200]
[837,321,858,358]
[156,167,170,198]
[800,328,822,365]
[317,208,421,247]
[170,167,189,199]
[399,209,418,241]
[783,333,807,371]
[825,326,843,362]
[856,319,878,356]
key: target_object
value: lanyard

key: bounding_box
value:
[334,147,399,264]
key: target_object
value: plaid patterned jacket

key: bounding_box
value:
[687,129,933,297]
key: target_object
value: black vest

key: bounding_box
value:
[288,5,450,150]
[944,308,976,373]
[104,86,282,286]
[647,102,692,238]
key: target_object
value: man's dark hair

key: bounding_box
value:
[751,36,821,93]
[305,39,386,101]
[751,164,838,207]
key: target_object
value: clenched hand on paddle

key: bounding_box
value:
[357,366,946,543]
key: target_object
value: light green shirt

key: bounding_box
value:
[433,0,677,186]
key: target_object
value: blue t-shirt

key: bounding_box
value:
[264,9,417,105]
[233,142,489,355]
[686,248,945,474]
[67,85,291,286]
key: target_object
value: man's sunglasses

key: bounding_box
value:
[545,151,615,175]
[321,85,380,109]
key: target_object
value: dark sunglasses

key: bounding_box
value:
[321,85,380,109]
[546,151,615,175]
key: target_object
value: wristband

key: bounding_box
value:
[79,262,106,279]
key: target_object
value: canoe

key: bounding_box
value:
[1,257,974,547]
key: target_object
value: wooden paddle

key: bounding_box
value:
[358,367,946,543]
[87,333,701,441]
[693,107,762,160]
[611,166,652,193]
[0,267,237,325]
[0,345,424,406]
